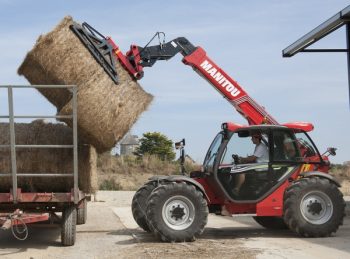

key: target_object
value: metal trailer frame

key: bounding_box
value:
[0,85,83,213]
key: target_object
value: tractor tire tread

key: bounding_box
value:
[146,182,208,242]
[132,182,156,232]
[283,177,345,237]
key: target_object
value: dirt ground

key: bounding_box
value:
[340,179,350,195]
[1,191,348,259]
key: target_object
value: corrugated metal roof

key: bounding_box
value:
[283,5,350,57]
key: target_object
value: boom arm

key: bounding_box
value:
[184,46,278,125]
[70,22,277,125]
[112,36,278,125]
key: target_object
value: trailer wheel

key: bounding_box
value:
[284,177,345,237]
[77,198,87,225]
[253,216,288,229]
[146,182,208,242]
[61,206,77,246]
[132,182,156,232]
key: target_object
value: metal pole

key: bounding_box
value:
[346,24,350,108]
[72,86,79,203]
[8,87,17,203]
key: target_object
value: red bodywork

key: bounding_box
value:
[0,188,82,204]
[106,36,329,216]
[195,151,324,216]
[0,188,83,226]
[0,210,49,227]
[109,40,278,125]
[182,47,278,125]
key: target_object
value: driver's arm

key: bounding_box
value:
[239,155,257,164]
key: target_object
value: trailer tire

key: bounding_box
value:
[146,182,208,242]
[77,198,87,225]
[284,177,345,237]
[61,206,77,246]
[253,216,288,229]
[132,182,156,232]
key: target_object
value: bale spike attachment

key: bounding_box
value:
[70,22,119,84]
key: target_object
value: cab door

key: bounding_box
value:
[216,128,298,201]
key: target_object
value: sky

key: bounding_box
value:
[0,0,349,164]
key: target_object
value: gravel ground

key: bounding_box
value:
[0,191,349,259]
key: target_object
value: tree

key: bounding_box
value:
[135,132,176,161]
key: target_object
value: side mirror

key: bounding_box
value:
[175,139,185,149]
[327,147,337,156]
[322,147,337,157]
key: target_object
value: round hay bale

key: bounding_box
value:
[17,16,78,110]
[17,15,153,152]
[17,16,136,110]
[59,64,153,153]
[0,121,97,193]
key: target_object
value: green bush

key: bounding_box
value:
[99,178,122,190]
[135,132,176,161]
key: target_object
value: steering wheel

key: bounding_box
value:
[232,154,239,164]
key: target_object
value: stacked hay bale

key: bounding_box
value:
[0,120,98,193]
[18,16,153,153]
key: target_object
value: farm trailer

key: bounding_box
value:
[0,85,86,246]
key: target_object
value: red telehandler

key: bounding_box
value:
[71,22,346,242]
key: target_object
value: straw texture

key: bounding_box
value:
[17,16,153,152]
[0,120,98,193]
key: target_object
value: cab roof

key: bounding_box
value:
[223,122,314,133]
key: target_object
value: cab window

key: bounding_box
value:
[294,131,321,162]
[272,130,300,162]
[203,132,223,172]
[220,132,260,165]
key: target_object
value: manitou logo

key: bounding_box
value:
[200,60,241,97]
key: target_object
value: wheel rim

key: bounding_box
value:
[162,195,195,230]
[300,191,333,225]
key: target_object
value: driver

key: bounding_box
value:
[233,132,269,195]
[237,133,269,163]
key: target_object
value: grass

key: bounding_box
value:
[97,153,200,191]
[330,163,350,181]
[99,178,122,191]
[330,163,350,195]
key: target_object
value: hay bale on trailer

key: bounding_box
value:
[17,16,153,152]
[0,120,98,193]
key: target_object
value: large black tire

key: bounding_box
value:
[132,182,156,232]
[146,182,208,242]
[284,177,345,237]
[253,216,288,230]
[77,198,87,225]
[61,206,77,246]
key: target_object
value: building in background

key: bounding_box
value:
[120,134,139,156]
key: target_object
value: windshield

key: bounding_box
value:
[272,130,321,163]
[294,131,321,162]
[203,132,223,170]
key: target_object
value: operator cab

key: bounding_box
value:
[202,123,324,202]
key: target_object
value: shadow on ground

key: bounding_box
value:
[0,225,61,256]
